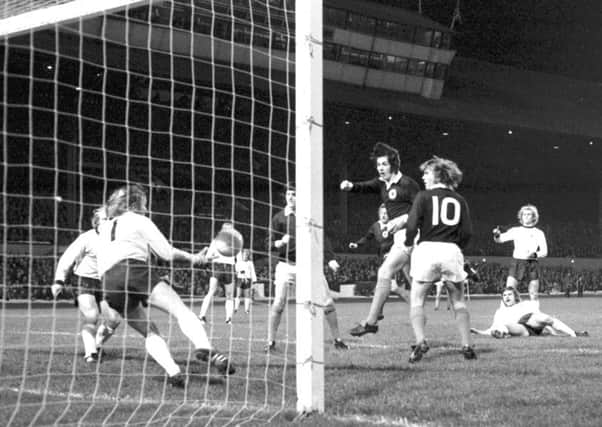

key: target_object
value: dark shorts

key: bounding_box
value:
[237,278,252,290]
[518,313,545,336]
[208,263,235,285]
[508,259,539,282]
[76,276,103,304]
[103,260,168,314]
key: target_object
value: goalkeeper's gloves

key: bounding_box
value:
[328,259,340,272]
[492,226,501,239]
[51,280,64,298]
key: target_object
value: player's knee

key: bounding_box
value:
[452,301,467,311]
[323,301,335,315]
[80,308,99,325]
[272,298,286,314]
[148,322,160,336]
[106,319,120,330]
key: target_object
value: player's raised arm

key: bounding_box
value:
[136,215,202,264]
[52,233,88,297]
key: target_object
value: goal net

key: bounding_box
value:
[0,0,325,424]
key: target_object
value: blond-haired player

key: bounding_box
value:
[493,204,548,301]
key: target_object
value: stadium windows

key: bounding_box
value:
[213,18,232,40]
[441,32,452,49]
[434,63,448,80]
[234,22,252,44]
[348,48,369,66]
[432,31,442,48]
[324,7,347,28]
[272,32,288,50]
[323,42,340,61]
[397,24,415,43]
[414,28,433,46]
[425,62,435,78]
[339,46,351,63]
[193,13,212,34]
[375,19,400,38]
[253,27,271,48]
[367,52,384,69]
[407,59,425,76]
[384,55,407,73]
[346,12,375,34]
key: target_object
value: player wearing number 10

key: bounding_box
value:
[404,156,476,363]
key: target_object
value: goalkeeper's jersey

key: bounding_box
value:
[97,211,176,276]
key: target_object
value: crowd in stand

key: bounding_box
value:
[3,252,602,301]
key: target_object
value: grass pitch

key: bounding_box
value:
[1,296,601,426]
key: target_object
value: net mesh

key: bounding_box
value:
[0,0,302,424]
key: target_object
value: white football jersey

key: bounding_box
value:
[97,211,176,276]
[235,259,257,281]
[492,300,540,328]
[498,226,547,260]
[54,229,100,281]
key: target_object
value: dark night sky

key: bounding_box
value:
[391,0,602,83]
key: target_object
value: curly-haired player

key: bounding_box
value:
[493,204,548,301]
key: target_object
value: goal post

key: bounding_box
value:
[0,0,158,38]
[0,0,327,422]
[294,0,325,414]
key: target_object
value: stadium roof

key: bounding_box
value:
[325,0,452,33]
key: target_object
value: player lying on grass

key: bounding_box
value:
[97,184,235,387]
[51,206,121,363]
[471,287,589,338]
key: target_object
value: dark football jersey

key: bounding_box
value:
[355,220,393,258]
[350,175,420,219]
[269,209,337,264]
[270,210,296,262]
[404,187,473,249]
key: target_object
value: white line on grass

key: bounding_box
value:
[1,387,431,426]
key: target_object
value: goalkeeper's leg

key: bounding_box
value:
[149,281,236,376]
[127,305,180,375]
[149,281,212,350]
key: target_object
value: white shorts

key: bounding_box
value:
[392,228,409,249]
[273,261,333,305]
[410,242,467,283]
